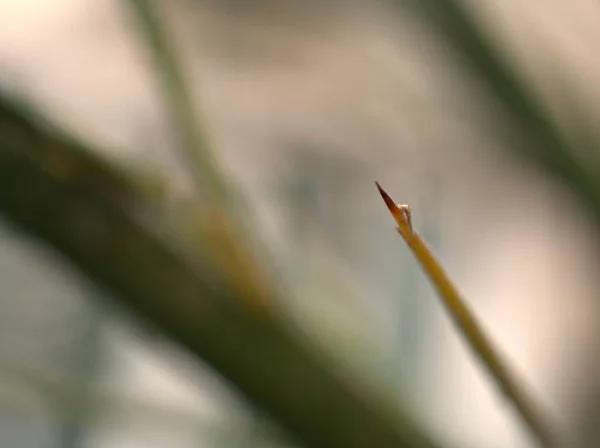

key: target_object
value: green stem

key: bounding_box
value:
[125,0,228,203]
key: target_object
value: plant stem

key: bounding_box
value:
[377,182,561,448]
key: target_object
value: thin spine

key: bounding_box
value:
[376,182,561,448]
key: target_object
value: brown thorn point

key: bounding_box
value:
[375,182,413,236]
[375,181,397,213]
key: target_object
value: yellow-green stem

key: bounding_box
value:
[376,182,561,448]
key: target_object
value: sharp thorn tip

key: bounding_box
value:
[375,182,397,212]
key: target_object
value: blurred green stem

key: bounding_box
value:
[395,0,600,225]
[0,93,440,448]
[124,0,281,313]
[124,0,228,203]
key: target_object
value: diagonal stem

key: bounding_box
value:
[377,182,562,448]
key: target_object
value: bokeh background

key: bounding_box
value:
[0,1,599,447]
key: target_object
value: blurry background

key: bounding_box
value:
[0,0,599,447]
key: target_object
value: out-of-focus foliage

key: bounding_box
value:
[0,1,600,448]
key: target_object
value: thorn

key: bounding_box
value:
[375,182,397,213]
[375,181,413,236]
